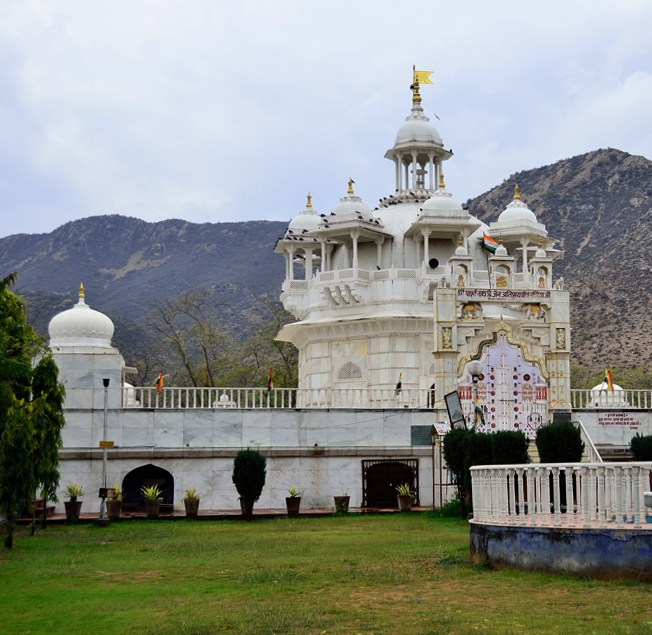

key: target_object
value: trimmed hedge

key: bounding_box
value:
[535,421,584,463]
[232,449,267,520]
[630,434,652,461]
[492,431,529,465]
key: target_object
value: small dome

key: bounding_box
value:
[495,244,508,256]
[49,286,114,348]
[286,194,321,236]
[421,175,464,215]
[394,102,442,147]
[328,182,373,221]
[535,244,547,258]
[498,185,538,224]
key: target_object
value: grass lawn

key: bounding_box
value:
[1,513,651,635]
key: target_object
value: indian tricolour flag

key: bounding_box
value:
[483,233,499,254]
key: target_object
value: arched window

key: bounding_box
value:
[338,361,362,380]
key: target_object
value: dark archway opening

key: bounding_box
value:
[122,464,174,512]
[362,459,419,507]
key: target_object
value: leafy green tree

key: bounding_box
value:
[31,355,66,529]
[0,273,66,547]
[442,427,473,519]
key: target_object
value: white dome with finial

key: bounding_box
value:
[420,173,464,216]
[49,284,115,348]
[394,101,443,148]
[286,193,322,236]
[498,185,538,224]
[326,179,373,221]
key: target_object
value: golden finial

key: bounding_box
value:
[499,234,503,245]
[411,64,421,103]
[514,184,521,200]
[458,234,464,246]
[439,172,445,189]
[79,282,85,299]
[347,178,355,195]
[539,237,543,249]
[306,192,312,208]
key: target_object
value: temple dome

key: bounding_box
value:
[498,186,538,224]
[286,195,321,236]
[49,287,114,348]
[394,102,442,147]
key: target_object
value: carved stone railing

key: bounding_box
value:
[471,462,652,529]
[570,389,652,409]
[123,387,437,410]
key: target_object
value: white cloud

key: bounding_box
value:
[0,0,651,235]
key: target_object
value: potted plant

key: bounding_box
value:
[232,449,267,521]
[141,484,163,519]
[183,488,200,518]
[333,493,350,513]
[395,483,414,512]
[106,484,123,520]
[64,483,85,521]
[286,487,301,517]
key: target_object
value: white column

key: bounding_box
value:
[404,161,409,190]
[375,237,384,269]
[320,241,326,272]
[304,247,313,280]
[413,235,421,265]
[422,227,431,264]
[284,251,290,279]
[521,238,530,285]
[395,157,401,192]
[411,150,417,189]
[351,230,360,274]
[428,153,434,190]
[287,246,295,280]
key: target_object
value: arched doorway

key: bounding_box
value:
[362,459,419,507]
[122,464,174,511]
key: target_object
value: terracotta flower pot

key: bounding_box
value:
[106,499,122,520]
[286,496,301,517]
[333,496,350,513]
[64,500,83,521]
[184,498,200,518]
[145,499,162,519]
[397,495,413,512]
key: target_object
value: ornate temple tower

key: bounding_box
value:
[274,76,571,431]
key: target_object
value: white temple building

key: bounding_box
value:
[47,75,652,516]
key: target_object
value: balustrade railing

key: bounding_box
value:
[123,387,437,410]
[570,389,652,409]
[471,462,652,529]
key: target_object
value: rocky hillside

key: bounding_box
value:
[467,148,652,373]
[0,216,288,363]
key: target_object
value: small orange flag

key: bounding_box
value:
[156,371,164,393]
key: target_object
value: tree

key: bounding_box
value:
[0,273,66,547]
[144,288,231,387]
[31,355,66,530]
[232,449,267,521]
[0,401,36,548]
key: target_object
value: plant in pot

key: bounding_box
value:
[183,488,200,518]
[141,484,163,519]
[106,484,123,520]
[286,487,301,517]
[333,492,350,513]
[395,483,414,512]
[232,449,267,521]
[64,483,85,521]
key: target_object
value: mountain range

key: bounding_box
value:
[2,147,651,379]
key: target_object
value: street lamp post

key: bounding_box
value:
[100,378,110,520]
[468,361,483,430]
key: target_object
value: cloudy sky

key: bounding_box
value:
[1,0,651,238]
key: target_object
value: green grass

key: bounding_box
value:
[1,514,651,634]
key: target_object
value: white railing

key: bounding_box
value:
[123,387,437,410]
[471,462,652,529]
[576,417,603,463]
[570,389,652,409]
